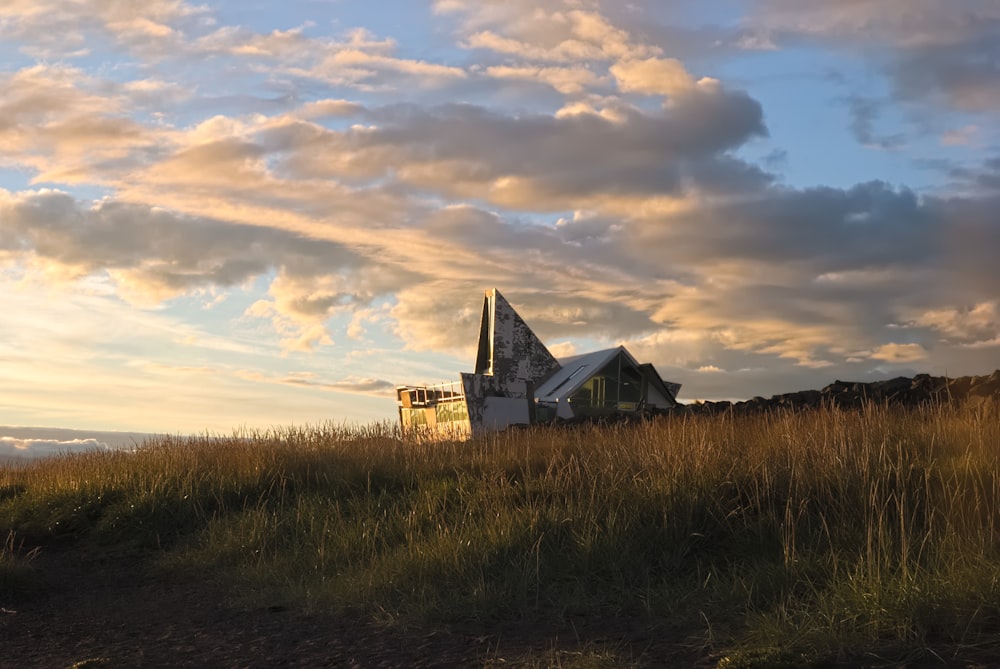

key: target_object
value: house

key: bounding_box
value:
[396,289,681,438]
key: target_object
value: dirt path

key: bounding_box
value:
[1,544,710,668]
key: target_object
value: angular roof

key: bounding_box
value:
[534,345,680,406]
[534,346,627,403]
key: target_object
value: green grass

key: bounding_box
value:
[2,405,1000,666]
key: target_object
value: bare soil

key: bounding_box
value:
[1,542,711,668]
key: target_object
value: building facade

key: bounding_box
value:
[396,289,681,438]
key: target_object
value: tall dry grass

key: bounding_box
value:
[2,404,999,661]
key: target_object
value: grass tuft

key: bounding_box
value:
[1,529,41,597]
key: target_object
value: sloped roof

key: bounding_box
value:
[534,346,629,403]
[534,345,681,406]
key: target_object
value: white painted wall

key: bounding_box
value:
[482,397,531,430]
[647,385,671,408]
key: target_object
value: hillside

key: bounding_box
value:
[3,402,1000,667]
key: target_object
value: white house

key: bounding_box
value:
[396,289,681,438]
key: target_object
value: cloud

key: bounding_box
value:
[193,24,317,60]
[441,2,703,104]
[0,436,112,461]
[246,267,413,352]
[869,343,928,363]
[914,302,1000,346]
[276,95,766,213]
[290,48,468,90]
[891,35,1000,113]
[0,64,178,185]
[485,64,605,95]
[463,30,605,63]
[748,0,1000,114]
[0,0,211,60]
[0,56,995,392]
[610,57,695,97]
[5,162,999,382]
[598,180,1000,371]
[845,96,905,150]
[191,23,468,91]
[940,125,979,147]
[2,2,467,95]
[0,188,409,348]
[0,7,768,221]
[749,0,999,48]
[547,341,578,359]
[946,156,1000,194]
[631,181,934,277]
[281,376,396,397]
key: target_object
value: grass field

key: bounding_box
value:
[3,403,1000,666]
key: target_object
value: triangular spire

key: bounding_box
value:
[473,289,560,386]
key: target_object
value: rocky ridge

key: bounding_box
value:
[678,370,1000,416]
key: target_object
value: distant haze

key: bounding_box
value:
[0,426,156,464]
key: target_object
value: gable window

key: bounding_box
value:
[568,352,647,413]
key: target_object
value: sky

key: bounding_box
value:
[1,0,999,451]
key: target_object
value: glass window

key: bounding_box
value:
[402,407,428,426]
[435,400,469,424]
[568,352,645,413]
[619,364,643,404]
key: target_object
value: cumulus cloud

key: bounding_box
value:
[914,302,1000,347]
[440,0,721,105]
[0,0,209,58]
[610,56,695,97]
[590,179,1000,372]
[0,188,410,348]
[0,64,189,187]
[246,263,414,352]
[276,95,766,213]
[3,132,998,385]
